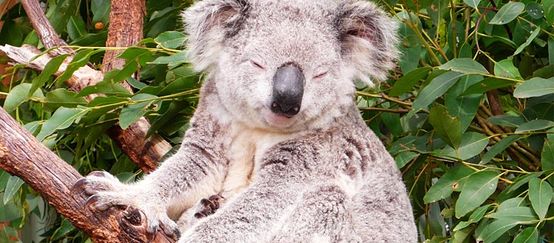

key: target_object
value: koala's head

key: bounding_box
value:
[183,0,398,132]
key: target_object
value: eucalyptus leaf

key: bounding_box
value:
[424,166,474,203]
[455,170,499,218]
[514,77,554,98]
[3,83,44,113]
[515,119,554,133]
[528,177,553,219]
[513,227,539,243]
[2,176,24,205]
[438,58,489,75]
[411,71,464,112]
[36,107,89,141]
[489,2,525,25]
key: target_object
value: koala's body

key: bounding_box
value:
[81,0,418,242]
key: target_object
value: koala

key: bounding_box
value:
[78,0,418,242]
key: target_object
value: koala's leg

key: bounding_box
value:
[270,185,362,243]
[349,168,418,243]
[75,112,228,236]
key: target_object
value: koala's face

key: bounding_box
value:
[184,0,398,132]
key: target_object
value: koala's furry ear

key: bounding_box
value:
[183,0,250,71]
[335,1,399,85]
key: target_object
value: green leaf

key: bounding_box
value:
[155,31,186,49]
[462,78,515,96]
[494,59,521,79]
[30,54,68,95]
[24,121,41,134]
[79,81,132,97]
[453,204,491,231]
[2,176,24,205]
[394,151,418,169]
[433,132,489,160]
[549,38,554,65]
[455,170,499,218]
[542,133,554,171]
[528,177,553,219]
[411,71,464,112]
[487,206,537,221]
[51,219,76,240]
[150,51,188,68]
[488,115,525,127]
[389,67,431,96]
[118,47,155,66]
[514,77,554,98]
[429,105,462,148]
[480,135,522,164]
[36,107,89,141]
[45,88,87,109]
[489,2,525,25]
[526,3,544,19]
[119,94,158,129]
[498,174,540,201]
[477,219,521,243]
[513,28,541,56]
[424,166,474,203]
[456,132,489,160]
[463,0,480,8]
[515,119,554,133]
[545,0,554,24]
[513,227,539,243]
[55,49,103,85]
[3,83,44,113]
[91,0,110,24]
[66,16,87,40]
[438,58,489,75]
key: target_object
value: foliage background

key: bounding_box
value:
[0,0,553,242]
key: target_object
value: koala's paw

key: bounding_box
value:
[73,171,133,210]
[194,194,225,219]
[73,171,180,238]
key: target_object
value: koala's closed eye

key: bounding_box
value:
[249,59,266,70]
[313,71,328,79]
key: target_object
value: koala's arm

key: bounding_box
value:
[80,111,227,233]
[272,150,417,242]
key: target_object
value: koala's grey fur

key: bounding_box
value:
[80,0,417,242]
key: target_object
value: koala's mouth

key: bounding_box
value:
[261,109,297,129]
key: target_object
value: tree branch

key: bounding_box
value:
[0,107,176,242]
[20,0,72,55]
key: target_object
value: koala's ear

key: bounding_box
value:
[335,1,399,85]
[183,0,250,71]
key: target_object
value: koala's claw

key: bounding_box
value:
[194,194,224,219]
[75,171,181,238]
[146,213,181,238]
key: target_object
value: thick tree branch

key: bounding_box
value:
[20,0,72,55]
[102,0,145,73]
[0,107,176,242]
[99,0,170,172]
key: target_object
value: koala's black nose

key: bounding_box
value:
[271,63,305,117]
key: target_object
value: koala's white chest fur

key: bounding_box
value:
[222,123,299,198]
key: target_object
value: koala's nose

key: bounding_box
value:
[271,63,305,117]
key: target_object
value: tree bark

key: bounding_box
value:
[101,0,145,73]
[0,107,176,242]
[101,0,169,172]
